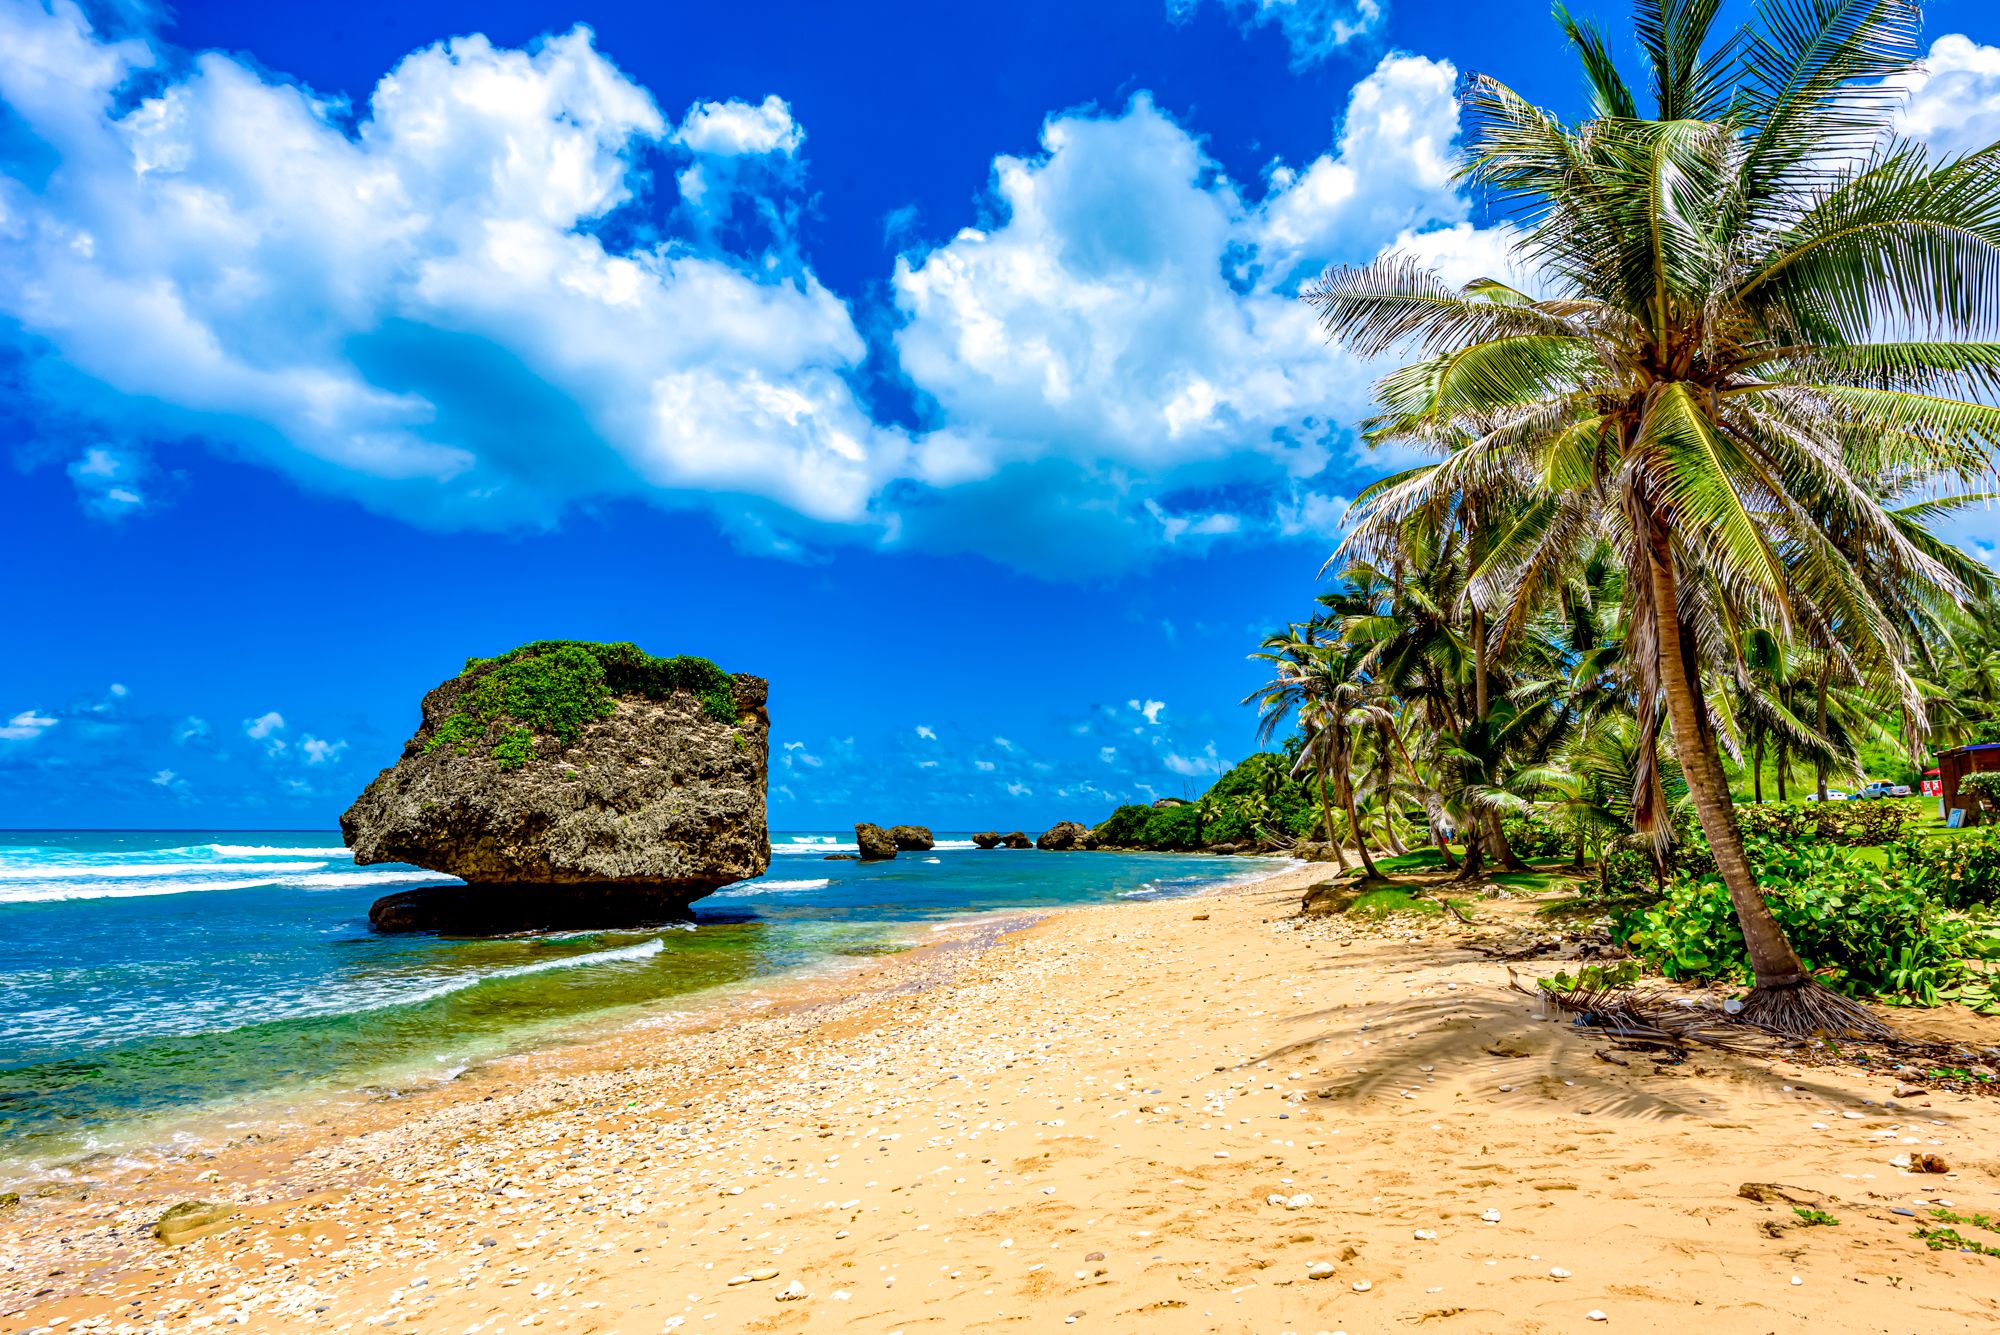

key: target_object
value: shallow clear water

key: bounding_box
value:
[0,830,1274,1178]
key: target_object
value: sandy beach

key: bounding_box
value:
[7,861,2000,1334]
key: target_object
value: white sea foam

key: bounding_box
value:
[0,861,328,882]
[195,845,354,858]
[931,840,978,851]
[0,865,452,903]
[0,876,305,904]
[385,937,667,1008]
[771,840,857,855]
[285,870,459,890]
[714,878,832,897]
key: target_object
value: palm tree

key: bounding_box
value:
[1246,627,1348,863]
[1306,0,2000,1035]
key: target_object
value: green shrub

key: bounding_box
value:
[1896,828,2000,909]
[426,640,738,769]
[1501,813,1571,859]
[1958,772,2000,807]
[1618,837,1973,1003]
[1736,801,1913,845]
[1092,803,1204,849]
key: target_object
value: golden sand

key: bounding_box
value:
[6,863,2000,1333]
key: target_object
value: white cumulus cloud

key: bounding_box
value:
[1892,35,2000,159]
[243,710,285,741]
[0,709,58,741]
[300,735,347,765]
[0,3,1487,577]
[674,93,803,157]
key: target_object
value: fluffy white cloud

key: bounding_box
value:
[0,4,1478,577]
[674,94,803,157]
[243,710,285,740]
[0,709,58,741]
[1248,55,1464,285]
[1128,698,1166,725]
[300,735,347,765]
[1892,35,2000,159]
[0,3,902,533]
[1164,741,1227,776]
[915,724,937,740]
[1167,0,1383,67]
[889,62,1465,568]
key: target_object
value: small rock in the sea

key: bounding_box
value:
[1307,1260,1335,1279]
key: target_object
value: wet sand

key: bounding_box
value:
[6,862,2000,1333]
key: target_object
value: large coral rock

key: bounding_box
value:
[1000,831,1034,849]
[342,642,769,932]
[854,823,898,861]
[1035,821,1094,850]
[889,824,935,851]
[972,832,1002,849]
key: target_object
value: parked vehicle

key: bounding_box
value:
[1804,789,1851,802]
[1855,781,1914,799]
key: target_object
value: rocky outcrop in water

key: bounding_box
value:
[1035,821,1095,851]
[855,822,898,861]
[342,641,769,933]
[1001,831,1034,849]
[889,824,935,851]
[972,832,1002,849]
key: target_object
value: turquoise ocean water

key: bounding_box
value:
[0,830,1274,1180]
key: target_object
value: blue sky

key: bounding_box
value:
[4,0,1999,830]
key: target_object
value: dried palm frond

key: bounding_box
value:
[1506,968,1780,1053]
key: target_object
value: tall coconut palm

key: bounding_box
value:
[1307,0,2000,1035]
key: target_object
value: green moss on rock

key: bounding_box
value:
[424,640,739,770]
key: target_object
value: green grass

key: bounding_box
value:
[1341,888,1469,919]
[1793,1207,1839,1227]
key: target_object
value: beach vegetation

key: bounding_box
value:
[425,640,738,769]
[1293,0,2000,1036]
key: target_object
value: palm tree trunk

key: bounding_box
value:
[1814,661,1832,802]
[1646,531,1885,1037]
[1342,774,1382,879]
[1316,769,1349,872]
[1752,731,1764,804]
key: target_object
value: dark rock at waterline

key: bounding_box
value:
[367,883,706,934]
[972,832,1003,849]
[1001,831,1034,849]
[1036,821,1095,851]
[340,642,769,933]
[889,824,935,851]
[855,822,898,861]
[824,853,860,861]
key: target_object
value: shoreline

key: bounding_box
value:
[7,859,2000,1332]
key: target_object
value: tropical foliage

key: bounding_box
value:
[1283,0,2000,1035]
